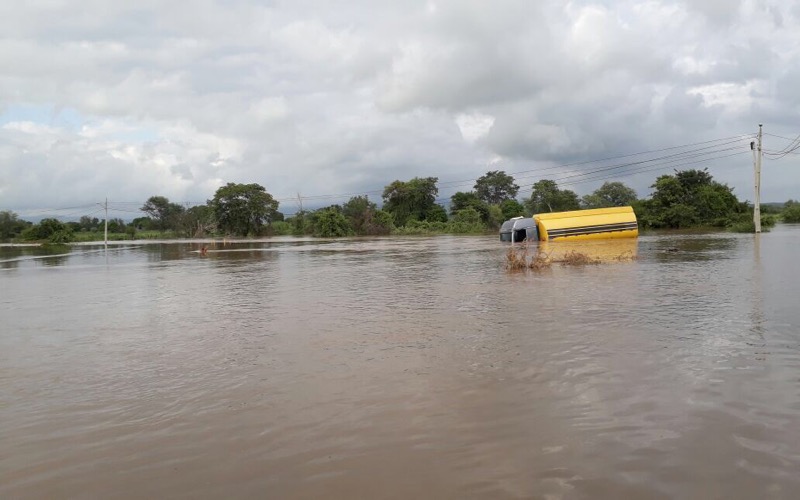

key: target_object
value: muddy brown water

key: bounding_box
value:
[2,228,800,499]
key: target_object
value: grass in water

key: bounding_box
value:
[558,250,600,266]
[505,245,530,271]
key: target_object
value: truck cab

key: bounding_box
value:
[499,217,538,243]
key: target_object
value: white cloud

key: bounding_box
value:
[455,112,495,143]
[688,81,767,114]
[2,121,61,135]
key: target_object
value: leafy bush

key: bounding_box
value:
[783,204,800,223]
[70,231,129,242]
[21,218,70,241]
[364,209,394,235]
[447,222,485,234]
[452,207,482,225]
[313,208,353,237]
[269,221,293,235]
[425,204,449,223]
[636,169,749,230]
[48,229,74,244]
[499,199,525,220]
[392,220,444,235]
[729,214,776,233]
[391,218,485,235]
[0,211,29,241]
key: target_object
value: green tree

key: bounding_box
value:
[525,180,580,214]
[426,204,449,223]
[499,199,525,220]
[22,218,73,242]
[367,210,395,235]
[581,181,638,208]
[48,229,74,244]
[78,216,101,232]
[783,202,800,223]
[450,191,480,213]
[342,196,394,235]
[131,217,154,230]
[452,207,482,225]
[270,220,293,235]
[140,196,185,231]
[314,208,354,237]
[287,210,313,236]
[637,169,748,229]
[182,205,214,237]
[211,183,279,236]
[107,218,126,233]
[449,191,490,224]
[487,204,504,228]
[343,196,378,234]
[0,211,29,240]
[474,170,519,204]
[382,177,439,226]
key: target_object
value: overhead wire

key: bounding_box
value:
[285,136,756,207]
[243,134,756,205]
[432,142,750,203]
[556,151,750,189]
[762,131,800,160]
[284,135,756,203]
[434,149,751,204]
[433,134,753,189]
[515,145,746,189]
[14,133,766,217]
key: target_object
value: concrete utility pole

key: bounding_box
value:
[753,124,763,233]
[104,197,108,250]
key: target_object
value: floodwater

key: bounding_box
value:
[2,227,800,499]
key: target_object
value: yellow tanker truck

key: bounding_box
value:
[500,206,638,243]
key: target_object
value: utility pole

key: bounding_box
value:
[104,197,108,250]
[753,124,763,233]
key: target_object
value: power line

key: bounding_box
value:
[9,133,764,217]
[501,134,751,177]
[556,151,750,189]
[175,137,754,206]
[524,145,745,186]
[432,144,747,201]
[417,137,754,203]
[276,134,756,203]
[432,149,750,204]
[507,143,744,190]
[763,132,800,142]
[500,150,747,193]
[761,131,800,159]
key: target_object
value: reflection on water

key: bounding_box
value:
[2,229,800,499]
[537,238,639,262]
[0,244,74,269]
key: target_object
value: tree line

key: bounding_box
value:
[3,169,799,243]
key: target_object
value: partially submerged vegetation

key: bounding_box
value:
[632,169,776,232]
[775,200,800,223]
[2,168,797,244]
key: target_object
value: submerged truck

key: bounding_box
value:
[500,206,638,243]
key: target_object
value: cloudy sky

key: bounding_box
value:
[1,0,799,218]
